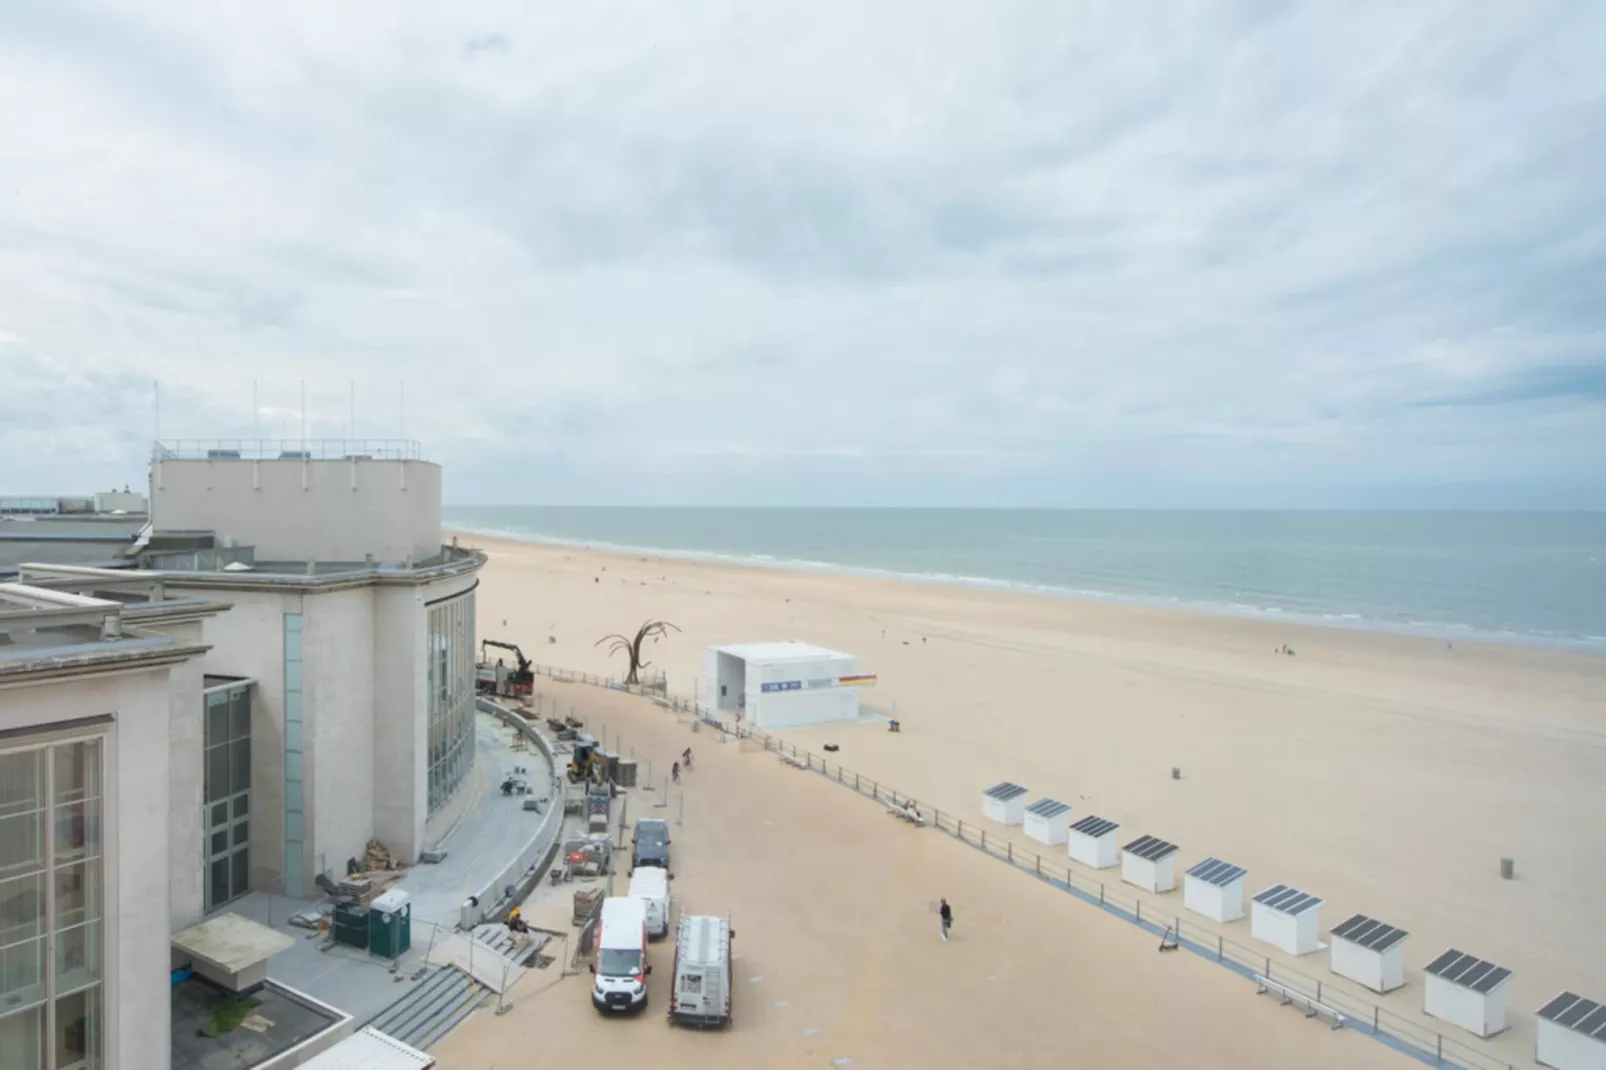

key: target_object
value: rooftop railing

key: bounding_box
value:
[151,439,424,462]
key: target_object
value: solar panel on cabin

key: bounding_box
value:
[1537,992,1583,1024]
[1424,949,1464,978]
[1122,834,1178,861]
[1026,798,1070,818]
[1254,885,1322,915]
[1575,1004,1606,1039]
[984,782,1028,801]
[1186,858,1247,887]
[1069,814,1117,839]
[1425,950,1509,992]
[1554,994,1602,1031]
[1331,913,1409,952]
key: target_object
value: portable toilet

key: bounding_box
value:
[1535,991,1606,1070]
[1120,835,1180,893]
[1250,884,1323,956]
[369,888,413,959]
[1329,913,1409,994]
[1423,948,1511,1038]
[1184,857,1246,923]
[1067,814,1120,870]
[1023,799,1071,846]
[982,782,1029,826]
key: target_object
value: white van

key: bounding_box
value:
[627,866,671,939]
[591,896,651,1014]
[668,915,734,1028]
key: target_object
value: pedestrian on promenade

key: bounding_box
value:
[939,899,953,942]
[672,761,680,783]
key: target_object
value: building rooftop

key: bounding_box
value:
[1536,992,1606,1040]
[1331,913,1409,953]
[170,977,343,1070]
[711,640,855,663]
[1026,798,1071,818]
[1069,814,1119,839]
[1252,884,1324,916]
[984,782,1029,801]
[1186,857,1247,887]
[0,581,221,674]
[154,438,424,462]
[1123,834,1179,861]
[1423,949,1511,993]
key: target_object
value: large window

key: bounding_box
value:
[0,738,103,1070]
[426,590,476,813]
[204,684,252,911]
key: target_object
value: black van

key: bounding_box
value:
[632,817,671,872]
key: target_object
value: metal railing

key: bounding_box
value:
[151,438,423,461]
[531,665,1530,1070]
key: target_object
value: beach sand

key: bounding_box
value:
[447,532,1606,1066]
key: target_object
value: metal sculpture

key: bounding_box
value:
[596,620,680,685]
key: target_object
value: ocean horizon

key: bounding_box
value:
[444,507,1606,652]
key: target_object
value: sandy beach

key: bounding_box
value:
[449,531,1606,1067]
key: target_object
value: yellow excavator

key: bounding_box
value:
[567,733,607,784]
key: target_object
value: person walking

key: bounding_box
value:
[682,747,693,771]
[939,899,953,942]
[672,760,680,783]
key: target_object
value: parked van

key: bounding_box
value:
[591,896,651,1014]
[628,865,671,939]
[668,915,734,1028]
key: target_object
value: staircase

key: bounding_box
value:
[472,922,549,966]
[366,964,488,1050]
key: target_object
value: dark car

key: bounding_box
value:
[632,817,670,872]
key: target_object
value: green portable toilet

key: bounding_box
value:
[332,900,369,949]
[368,888,412,958]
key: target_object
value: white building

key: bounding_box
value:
[1423,948,1511,1038]
[1536,991,1606,1070]
[1328,913,1408,994]
[1067,814,1120,870]
[1022,798,1070,846]
[1120,834,1179,894]
[982,782,1029,825]
[1183,857,1246,923]
[1250,884,1323,956]
[703,642,874,729]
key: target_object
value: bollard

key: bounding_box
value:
[1217,935,1223,961]
[1136,901,1141,923]
[1036,855,1041,876]
[1500,857,1514,880]
[1099,884,1105,905]
[982,830,988,852]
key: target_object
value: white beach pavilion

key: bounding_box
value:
[1067,814,1120,869]
[1328,913,1409,994]
[1423,949,1512,1038]
[1121,835,1180,893]
[1184,857,1247,923]
[703,642,874,729]
[1023,798,1071,846]
[1250,884,1324,956]
[982,782,1029,825]
[1535,991,1606,1070]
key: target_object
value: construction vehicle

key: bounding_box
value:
[567,733,607,784]
[475,640,534,699]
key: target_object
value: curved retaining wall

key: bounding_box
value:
[463,697,567,928]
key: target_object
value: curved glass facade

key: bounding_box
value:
[426,589,476,813]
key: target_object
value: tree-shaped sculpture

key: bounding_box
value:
[596,620,681,686]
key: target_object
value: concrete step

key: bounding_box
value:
[367,964,486,1050]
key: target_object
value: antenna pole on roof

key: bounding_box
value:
[300,380,307,451]
[153,380,160,447]
[400,379,406,440]
[349,379,355,445]
[253,380,259,444]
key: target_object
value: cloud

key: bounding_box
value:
[1,0,1604,507]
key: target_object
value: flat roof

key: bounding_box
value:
[1026,798,1070,818]
[1252,884,1324,916]
[984,782,1028,801]
[299,1027,434,1069]
[1069,814,1118,839]
[711,641,854,663]
[1331,913,1409,953]
[1423,949,1511,994]
[1123,834,1179,861]
[172,912,295,975]
[1186,857,1247,887]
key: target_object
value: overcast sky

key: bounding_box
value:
[2,1,1603,508]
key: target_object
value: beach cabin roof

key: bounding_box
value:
[984,782,1029,801]
[1069,814,1118,839]
[1424,949,1511,993]
[1252,884,1323,916]
[1186,857,1246,887]
[710,641,853,664]
[1026,798,1070,818]
[1537,992,1606,1040]
[1123,834,1179,861]
[1331,913,1409,952]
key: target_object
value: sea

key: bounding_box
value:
[444,507,1606,652]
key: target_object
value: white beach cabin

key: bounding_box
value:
[1536,991,1606,1070]
[704,642,874,729]
[1023,798,1071,846]
[982,782,1029,826]
[1121,835,1180,893]
[1329,913,1409,994]
[1424,949,1511,1038]
[1250,884,1324,957]
[1184,857,1247,923]
[1067,814,1120,870]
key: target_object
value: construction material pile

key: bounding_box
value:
[573,887,604,924]
[363,838,395,872]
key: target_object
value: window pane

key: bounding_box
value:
[0,811,43,874]
[285,781,302,812]
[53,800,100,862]
[229,689,250,739]
[0,752,43,818]
[231,739,250,796]
[210,831,228,857]
[285,660,302,692]
[52,742,100,805]
[0,1002,43,1070]
[211,802,228,828]
[285,720,302,752]
[232,795,249,820]
[53,863,99,928]
[207,746,229,803]
[231,850,249,899]
[0,872,44,946]
[210,859,229,909]
[54,984,100,1069]
[285,812,303,842]
[285,751,302,782]
[0,935,44,1009]
[55,921,101,993]
[284,690,302,721]
[233,820,249,848]
[206,694,228,747]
